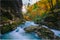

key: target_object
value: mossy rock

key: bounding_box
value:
[44,13,60,30]
[24,26,38,33]
[1,24,16,34]
[1,19,23,34]
[24,26,60,39]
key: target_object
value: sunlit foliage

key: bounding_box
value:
[24,0,57,21]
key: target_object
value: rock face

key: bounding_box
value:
[24,26,60,40]
[43,0,60,31]
[0,0,23,34]
[44,11,60,30]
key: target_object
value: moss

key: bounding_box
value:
[24,26,37,33]
[24,26,60,39]
[1,17,9,21]
[1,20,22,34]
[1,24,13,34]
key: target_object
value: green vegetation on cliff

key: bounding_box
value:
[0,0,24,34]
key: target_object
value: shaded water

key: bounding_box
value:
[1,21,60,40]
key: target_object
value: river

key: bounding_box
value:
[1,21,60,40]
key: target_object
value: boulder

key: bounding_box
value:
[44,12,60,30]
[24,26,60,40]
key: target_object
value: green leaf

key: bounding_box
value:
[33,4,38,10]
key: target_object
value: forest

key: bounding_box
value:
[0,0,60,40]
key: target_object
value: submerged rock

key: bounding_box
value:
[24,26,60,40]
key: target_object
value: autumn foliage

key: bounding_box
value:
[24,0,57,21]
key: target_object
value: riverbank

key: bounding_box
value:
[1,18,23,34]
[1,21,60,40]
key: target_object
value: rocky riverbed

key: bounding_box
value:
[24,25,60,40]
